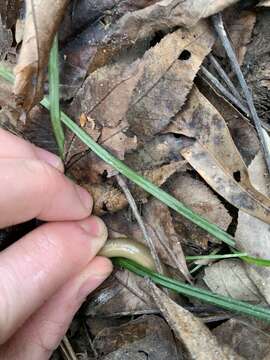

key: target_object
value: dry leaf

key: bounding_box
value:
[168,172,232,249]
[150,283,243,360]
[236,152,270,304]
[109,0,238,47]
[71,20,214,139]
[214,318,270,360]
[85,270,156,317]
[169,86,270,223]
[203,259,264,304]
[14,0,69,111]
[143,198,190,280]
[242,11,270,122]
[225,10,256,65]
[93,315,179,359]
[197,76,260,165]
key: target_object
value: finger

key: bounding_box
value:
[0,217,108,344]
[0,128,63,171]
[0,159,92,227]
[0,256,112,360]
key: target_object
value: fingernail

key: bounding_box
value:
[75,185,93,213]
[79,217,107,238]
[35,148,64,172]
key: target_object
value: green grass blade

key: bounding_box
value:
[48,35,65,158]
[0,65,235,247]
[115,257,270,322]
[185,252,248,261]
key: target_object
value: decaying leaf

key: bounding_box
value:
[168,172,232,249]
[203,259,264,304]
[85,270,156,317]
[150,282,243,360]
[236,152,270,304]
[14,0,69,112]
[93,315,179,359]
[213,318,270,360]
[107,0,238,48]
[167,86,270,223]
[197,76,260,165]
[71,20,214,140]
[143,198,190,280]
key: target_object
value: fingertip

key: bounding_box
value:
[34,147,64,172]
[74,185,93,215]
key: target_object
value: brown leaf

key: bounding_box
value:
[14,0,69,112]
[168,86,270,223]
[214,318,270,360]
[144,198,190,280]
[150,283,242,360]
[236,152,270,304]
[203,259,264,304]
[85,270,156,317]
[108,0,238,47]
[92,315,179,359]
[71,21,214,139]
[197,76,260,165]
[168,172,232,249]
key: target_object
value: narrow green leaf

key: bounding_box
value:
[48,35,65,158]
[186,252,248,261]
[115,257,270,322]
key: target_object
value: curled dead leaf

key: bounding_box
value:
[14,0,69,111]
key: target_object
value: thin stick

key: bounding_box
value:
[60,335,78,360]
[82,322,98,359]
[208,54,243,102]
[200,66,249,115]
[212,13,270,175]
[116,174,164,275]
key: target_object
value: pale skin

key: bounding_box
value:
[0,128,113,359]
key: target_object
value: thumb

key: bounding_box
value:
[0,257,112,360]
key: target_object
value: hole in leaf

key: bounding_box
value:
[233,170,241,182]
[178,49,191,61]
[149,31,165,47]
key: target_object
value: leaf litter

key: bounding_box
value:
[1,0,270,358]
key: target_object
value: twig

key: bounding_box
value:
[60,335,78,360]
[212,13,270,175]
[208,54,243,102]
[116,174,164,275]
[200,66,249,115]
[82,322,98,359]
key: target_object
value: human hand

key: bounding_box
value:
[0,129,112,359]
